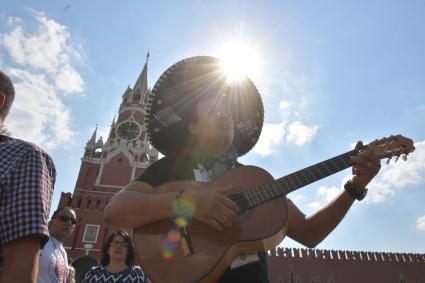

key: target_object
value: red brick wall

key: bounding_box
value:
[268,247,425,283]
[100,154,132,185]
[75,162,100,189]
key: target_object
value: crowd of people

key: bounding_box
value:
[0,55,381,283]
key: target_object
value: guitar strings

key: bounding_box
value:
[187,149,357,227]
[220,150,355,209]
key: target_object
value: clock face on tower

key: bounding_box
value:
[116,120,142,141]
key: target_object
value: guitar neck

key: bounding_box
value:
[243,148,359,208]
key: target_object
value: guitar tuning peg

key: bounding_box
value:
[402,154,408,161]
[386,157,391,165]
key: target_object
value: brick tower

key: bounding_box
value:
[57,54,158,262]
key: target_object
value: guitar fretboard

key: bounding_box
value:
[235,149,358,209]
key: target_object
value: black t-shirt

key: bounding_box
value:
[136,154,270,283]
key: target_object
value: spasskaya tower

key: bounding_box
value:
[57,53,158,261]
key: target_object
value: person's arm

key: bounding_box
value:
[104,157,180,228]
[286,141,381,247]
[0,235,42,283]
[104,180,180,229]
[287,191,355,247]
[105,180,238,230]
[104,158,238,230]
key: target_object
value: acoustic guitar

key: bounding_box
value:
[133,135,415,283]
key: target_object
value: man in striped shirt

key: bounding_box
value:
[0,70,56,283]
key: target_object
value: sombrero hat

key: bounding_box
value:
[145,56,264,156]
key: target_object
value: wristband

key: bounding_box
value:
[344,181,367,201]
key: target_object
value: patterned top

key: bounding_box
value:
[37,236,69,283]
[0,133,56,248]
[82,265,147,283]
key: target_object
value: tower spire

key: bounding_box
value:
[89,124,98,143]
[133,52,149,92]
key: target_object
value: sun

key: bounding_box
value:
[217,41,261,83]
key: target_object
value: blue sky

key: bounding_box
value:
[1,1,424,254]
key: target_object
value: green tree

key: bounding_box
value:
[398,272,409,283]
[288,270,300,283]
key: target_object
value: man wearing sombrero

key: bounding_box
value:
[105,56,381,282]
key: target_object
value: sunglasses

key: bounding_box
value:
[57,215,77,224]
[110,240,128,248]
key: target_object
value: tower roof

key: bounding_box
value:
[133,52,149,92]
[88,125,98,144]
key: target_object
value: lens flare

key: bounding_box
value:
[173,198,195,219]
[162,196,196,259]
[217,41,261,83]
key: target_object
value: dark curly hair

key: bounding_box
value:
[100,230,135,266]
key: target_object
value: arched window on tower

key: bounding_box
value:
[96,199,101,210]
[92,148,102,158]
[77,198,82,208]
[133,93,141,102]
[87,199,92,209]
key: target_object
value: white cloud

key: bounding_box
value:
[363,181,395,204]
[308,201,322,212]
[252,66,321,157]
[317,185,341,202]
[288,194,307,210]
[1,10,84,94]
[286,121,318,146]
[253,99,319,156]
[380,140,424,188]
[0,10,84,149]
[55,64,84,93]
[306,140,425,206]
[279,100,290,110]
[416,215,425,231]
[306,185,341,212]
[6,69,74,149]
[365,140,425,203]
[252,122,285,156]
[291,194,305,206]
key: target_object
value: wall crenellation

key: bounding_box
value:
[268,247,425,263]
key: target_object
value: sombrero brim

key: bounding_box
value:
[145,56,264,156]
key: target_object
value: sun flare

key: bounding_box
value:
[217,41,261,83]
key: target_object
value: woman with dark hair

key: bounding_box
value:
[82,230,149,283]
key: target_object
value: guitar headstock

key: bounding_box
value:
[367,135,415,164]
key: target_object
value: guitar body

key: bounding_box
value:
[133,166,288,283]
